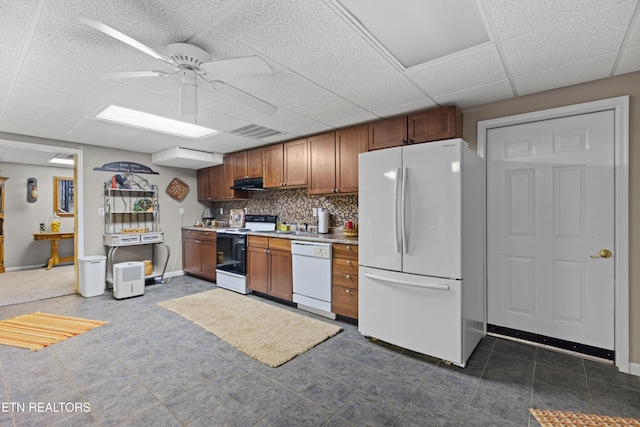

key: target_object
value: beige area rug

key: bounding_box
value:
[0,265,75,307]
[158,289,342,367]
[530,408,640,426]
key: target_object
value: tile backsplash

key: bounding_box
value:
[210,188,358,229]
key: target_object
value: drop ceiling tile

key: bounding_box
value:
[252,109,330,136]
[43,0,201,48]
[11,83,104,117]
[192,26,285,76]
[109,87,183,119]
[203,132,266,151]
[374,99,438,118]
[155,0,236,21]
[433,80,514,109]
[18,56,130,103]
[194,109,252,133]
[486,0,624,39]
[0,79,10,109]
[4,101,87,130]
[293,96,375,127]
[291,37,400,93]
[0,116,72,140]
[217,0,357,65]
[0,2,34,77]
[342,75,428,113]
[406,44,507,97]
[514,52,618,95]
[625,12,640,47]
[242,70,333,110]
[28,15,158,73]
[202,93,270,124]
[502,0,636,76]
[616,44,640,74]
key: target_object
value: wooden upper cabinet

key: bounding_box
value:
[197,167,213,202]
[232,148,263,180]
[283,139,308,187]
[263,144,285,188]
[264,139,308,188]
[368,106,462,150]
[308,125,367,195]
[336,125,367,193]
[408,106,462,143]
[368,116,408,151]
[307,132,336,195]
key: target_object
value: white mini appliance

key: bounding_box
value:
[216,215,277,294]
[113,261,145,299]
[358,139,485,367]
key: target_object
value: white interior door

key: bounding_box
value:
[487,110,615,350]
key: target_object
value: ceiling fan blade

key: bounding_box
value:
[202,56,273,75]
[79,18,177,66]
[210,81,277,115]
[90,71,170,79]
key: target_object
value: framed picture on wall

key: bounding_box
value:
[229,209,245,228]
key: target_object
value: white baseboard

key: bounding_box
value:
[629,362,640,376]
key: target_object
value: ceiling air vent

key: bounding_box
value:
[230,124,285,140]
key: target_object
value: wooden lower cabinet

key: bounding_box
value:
[182,229,217,281]
[331,243,358,319]
[247,236,292,301]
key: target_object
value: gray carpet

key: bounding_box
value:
[0,265,75,307]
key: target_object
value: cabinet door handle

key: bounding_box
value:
[345,289,350,294]
[346,260,352,265]
[345,275,351,280]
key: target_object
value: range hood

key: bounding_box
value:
[230,177,265,191]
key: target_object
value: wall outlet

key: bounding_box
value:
[220,208,224,215]
[98,208,104,216]
[179,208,184,215]
[312,208,317,217]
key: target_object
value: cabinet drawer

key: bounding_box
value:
[182,229,216,241]
[333,243,358,260]
[332,286,358,319]
[269,237,291,252]
[248,235,269,248]
[332,270,358,289]
[332,259,358,289]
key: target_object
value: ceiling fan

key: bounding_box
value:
[79,18,277,116]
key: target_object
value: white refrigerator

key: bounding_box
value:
[358,139,485,367]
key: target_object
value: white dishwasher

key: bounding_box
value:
[291,241,335,319]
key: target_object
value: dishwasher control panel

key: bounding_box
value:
[291,241,332,258]
[314,246,330,258]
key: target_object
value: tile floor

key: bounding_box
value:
[0,275,639,426]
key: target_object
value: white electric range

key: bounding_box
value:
[215,215,277,294]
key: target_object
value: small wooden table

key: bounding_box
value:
[33,232,74,270]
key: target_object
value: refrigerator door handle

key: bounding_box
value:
[364,272,450,291]
[394,167,402,253]
[401,167,408,254]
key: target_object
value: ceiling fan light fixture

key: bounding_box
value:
[95,105,219,139]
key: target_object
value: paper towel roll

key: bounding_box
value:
[318,208,329,234]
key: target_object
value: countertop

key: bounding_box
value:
[182,226,358,245]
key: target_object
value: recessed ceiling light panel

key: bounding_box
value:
[95,105,219,139]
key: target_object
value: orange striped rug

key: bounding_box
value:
[530,409,640,426]
[0,312,108,351]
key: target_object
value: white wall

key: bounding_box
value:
[0,162,74,269]
[0,133,203,275]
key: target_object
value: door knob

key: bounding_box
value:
[590,249,612,259]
